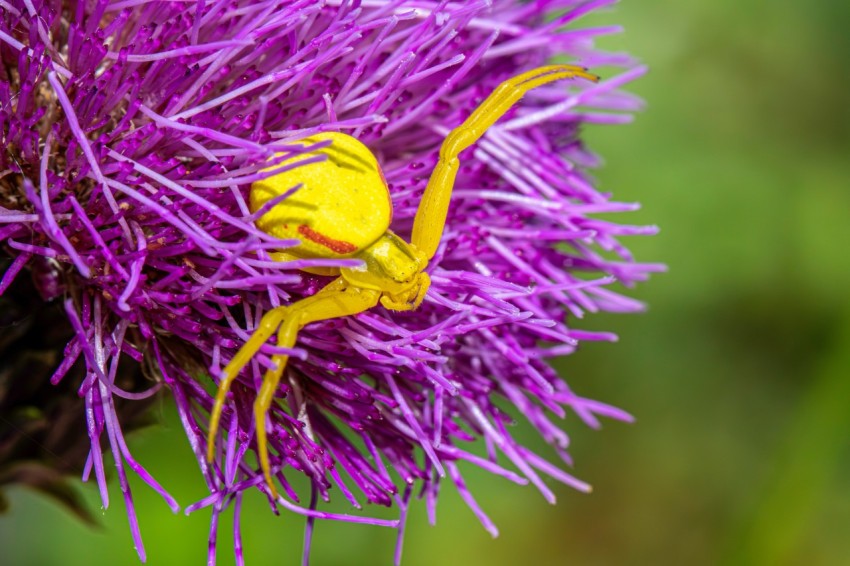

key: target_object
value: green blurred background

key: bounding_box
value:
[3,1,850,564]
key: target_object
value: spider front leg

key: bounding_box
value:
[207,277,380,498]
[411,65,598,259]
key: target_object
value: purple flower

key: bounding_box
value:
[1,1,662,563]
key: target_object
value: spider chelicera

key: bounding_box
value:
[206,65,598,497]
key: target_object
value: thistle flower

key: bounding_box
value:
[0,1,662,564]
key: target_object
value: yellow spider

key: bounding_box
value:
[206,65,598,497]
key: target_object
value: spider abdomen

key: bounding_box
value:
[250,132,393,258]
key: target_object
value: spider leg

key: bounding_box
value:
[206,277,380,498]
[411,65,598,260]
[207,307,287,463]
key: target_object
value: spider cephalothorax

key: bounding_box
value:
[206,65,598,497]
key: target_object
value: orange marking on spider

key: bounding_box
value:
[297,224,358,254]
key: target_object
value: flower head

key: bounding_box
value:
[1,0,661,563]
